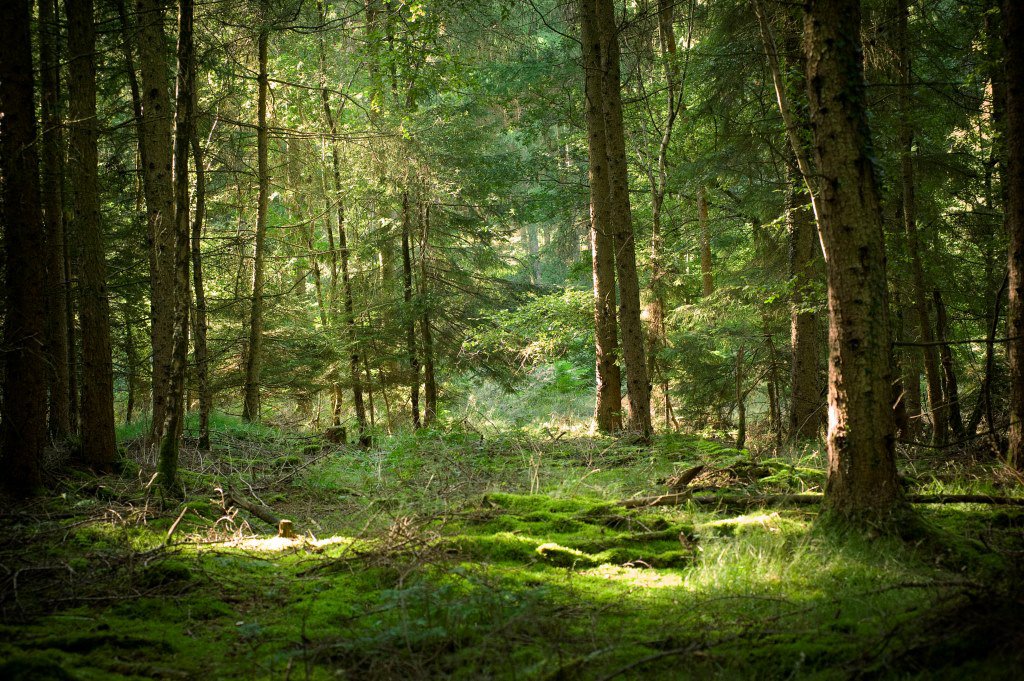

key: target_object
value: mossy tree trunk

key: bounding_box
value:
[804,0,901,517]
[136,0,176,444]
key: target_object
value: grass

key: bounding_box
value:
[2,413,1022,679]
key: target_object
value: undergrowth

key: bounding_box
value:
[2,414,1022,679]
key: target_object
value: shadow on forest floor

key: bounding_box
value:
[1,421,1023,679]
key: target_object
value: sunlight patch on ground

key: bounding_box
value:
[582,564,685,588]
[703,513,784,533]
[224,534,353,552]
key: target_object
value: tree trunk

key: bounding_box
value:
[787,157,822,439]
[698,186,714,296]
[580,0,622,434]
[136,0,176,444]
[39,0,73,440]
[242,28,269,423]
[0,0,48,494]
[804,0,901,517]
[594,0,652,441]
[896,0,946,446]
[932,289,964,438]
[66,0,117,471]
[420,203,438,427]
[735,345,746,451]
[895,298,923,439]
[402,193,421,429]
[190,129,211,449]
[157,0,194,494]
[1004,0,1024,469]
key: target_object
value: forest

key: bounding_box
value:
[1,0,1023,677]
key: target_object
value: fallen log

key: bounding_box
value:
[222,486,296,536]
[619,492,1024,509]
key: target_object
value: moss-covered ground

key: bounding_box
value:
[2,420,1022,679]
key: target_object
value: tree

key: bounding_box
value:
[66,0,117,471]
[242,26,270,422]
[136,0,177,443]
[39,0,74,439]
[1005,0,1024,469]
[191,129,211,449]
[895,0,946,446]
[157,0,195,493]
[803,0,901,516]
[594,0,652,440]
[580,0,622,434]
[0,0,49,495]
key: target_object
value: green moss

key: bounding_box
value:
[0,654,76,681]
[137,560,193,589]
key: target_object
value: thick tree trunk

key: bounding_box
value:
[580,0,622,434]
[1004,0,1024,468]
[66,0,117,471]
[698,186,714,297]
[896,0,946,446]
[136,0,176,443]
[402,193,421,429]
[190,130,211,449]
[804,0,901,517]
[39,0,73,440]
[0,0,49,494]
[242,28,269,422]
[594,0,652,441]
[158,0,194,493]
[787,158,822,439]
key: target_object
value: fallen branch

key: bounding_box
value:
[619,492,1024,509]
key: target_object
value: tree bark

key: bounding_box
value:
[402,193,421,429]
[136,0,176,443]
[0,0,48,494]
[1004,0,1024,468]
[66,0,117,471]
[39,0,73,440]
[190,129,211,449]
[594,0,652,441]
[580,0,622,434]
[804,0,901,517]
[787,157,822,440]
[158,0,194,494]
[242,28,269,423]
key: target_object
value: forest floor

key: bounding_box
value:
[1,417,1023,680]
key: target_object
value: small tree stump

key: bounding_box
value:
[277,519,296,538]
